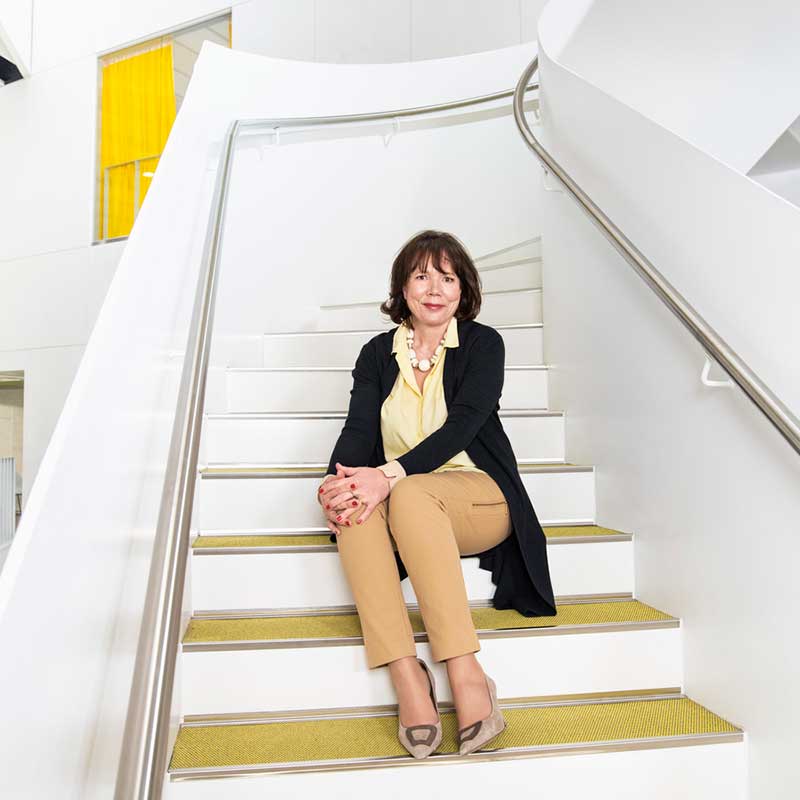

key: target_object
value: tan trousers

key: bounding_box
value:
[335,470,513,669]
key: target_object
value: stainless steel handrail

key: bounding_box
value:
[116,79,539,800]
[512,55,800,457]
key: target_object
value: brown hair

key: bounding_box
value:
[379,230,482,326]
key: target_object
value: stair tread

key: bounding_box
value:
[168,696,741,774]
[192,524,630,550]
[183,600,675,645]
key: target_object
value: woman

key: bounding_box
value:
[316,230,557,759]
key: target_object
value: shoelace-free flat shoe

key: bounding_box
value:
[456,673,507,756]
[397,657,442,759]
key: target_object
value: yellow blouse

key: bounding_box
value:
[377,316,486,490]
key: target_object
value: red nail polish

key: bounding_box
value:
[318,487,324,493]
[351,500,357,506]
[350,483,356,489]
[336,515,342,521]
[356,519,362,525]
[326,504,331,509]
[346,521,351,526]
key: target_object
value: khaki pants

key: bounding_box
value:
[335,470,512,669]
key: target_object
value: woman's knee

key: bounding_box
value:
[387,475,444,528]
[389,474,429,507]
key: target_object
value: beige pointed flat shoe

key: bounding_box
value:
[457,673,507,756]
[397,658,442,759]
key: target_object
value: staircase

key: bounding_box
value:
[163,237,746,797]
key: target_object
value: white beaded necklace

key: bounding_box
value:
[404,320,446,372]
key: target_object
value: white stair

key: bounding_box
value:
[223,364,548,412]
[261,322,544,368]
[202,408,564,463]
[197,465,596,530]
[180,623,682,715]
[190,534,634,611]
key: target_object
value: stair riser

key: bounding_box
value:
[203,414,565,464]
[197,470,596,530]
[226,368,548,413]
[190,541,633,611]
[164,742,745,800]
[475,258,542,292]
[180,627,681,715]
[319,289,542,330]
[261,325,544,368]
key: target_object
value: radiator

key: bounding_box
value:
[0,457,15,548]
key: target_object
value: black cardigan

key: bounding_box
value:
[325,317,558,618]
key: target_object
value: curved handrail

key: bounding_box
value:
[115,78,539,800]
[512,55,800,458]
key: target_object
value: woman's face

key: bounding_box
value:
[402,253,461,329]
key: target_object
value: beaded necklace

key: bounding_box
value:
[404,320,446,372]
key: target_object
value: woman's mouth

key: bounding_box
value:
[423,303,444,310]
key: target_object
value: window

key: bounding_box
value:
[96,15,231,241]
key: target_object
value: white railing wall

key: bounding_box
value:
[537,5,800,799]
[547,0,800,174]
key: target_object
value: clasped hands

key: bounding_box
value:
[317,462,391,536]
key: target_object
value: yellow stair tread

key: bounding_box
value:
[193,525,629,549]
[183,600,674,644]
[169,696,740,771]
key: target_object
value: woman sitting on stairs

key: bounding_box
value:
[316,229,557,759]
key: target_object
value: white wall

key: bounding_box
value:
[0,0,32,73]
[0,240,124,502]
[538,5,800,798]
[213,108,544,341]
[232,0,548,63]
[0,57,97,261]
[30,0,239,71]
[555,0,800,173]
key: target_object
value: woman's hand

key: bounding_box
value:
[317,466,344,536]
[317,461,390,533]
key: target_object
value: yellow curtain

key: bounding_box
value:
[139,156,160,208]
[99,43,176,239]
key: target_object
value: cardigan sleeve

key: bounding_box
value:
[325,339,382,476]
[396,327,504,476]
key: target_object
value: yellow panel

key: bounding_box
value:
[106,164,135,239]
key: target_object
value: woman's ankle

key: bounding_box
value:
[388,654,419,673]
[388,656,437,725]
[445,652,485,683]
